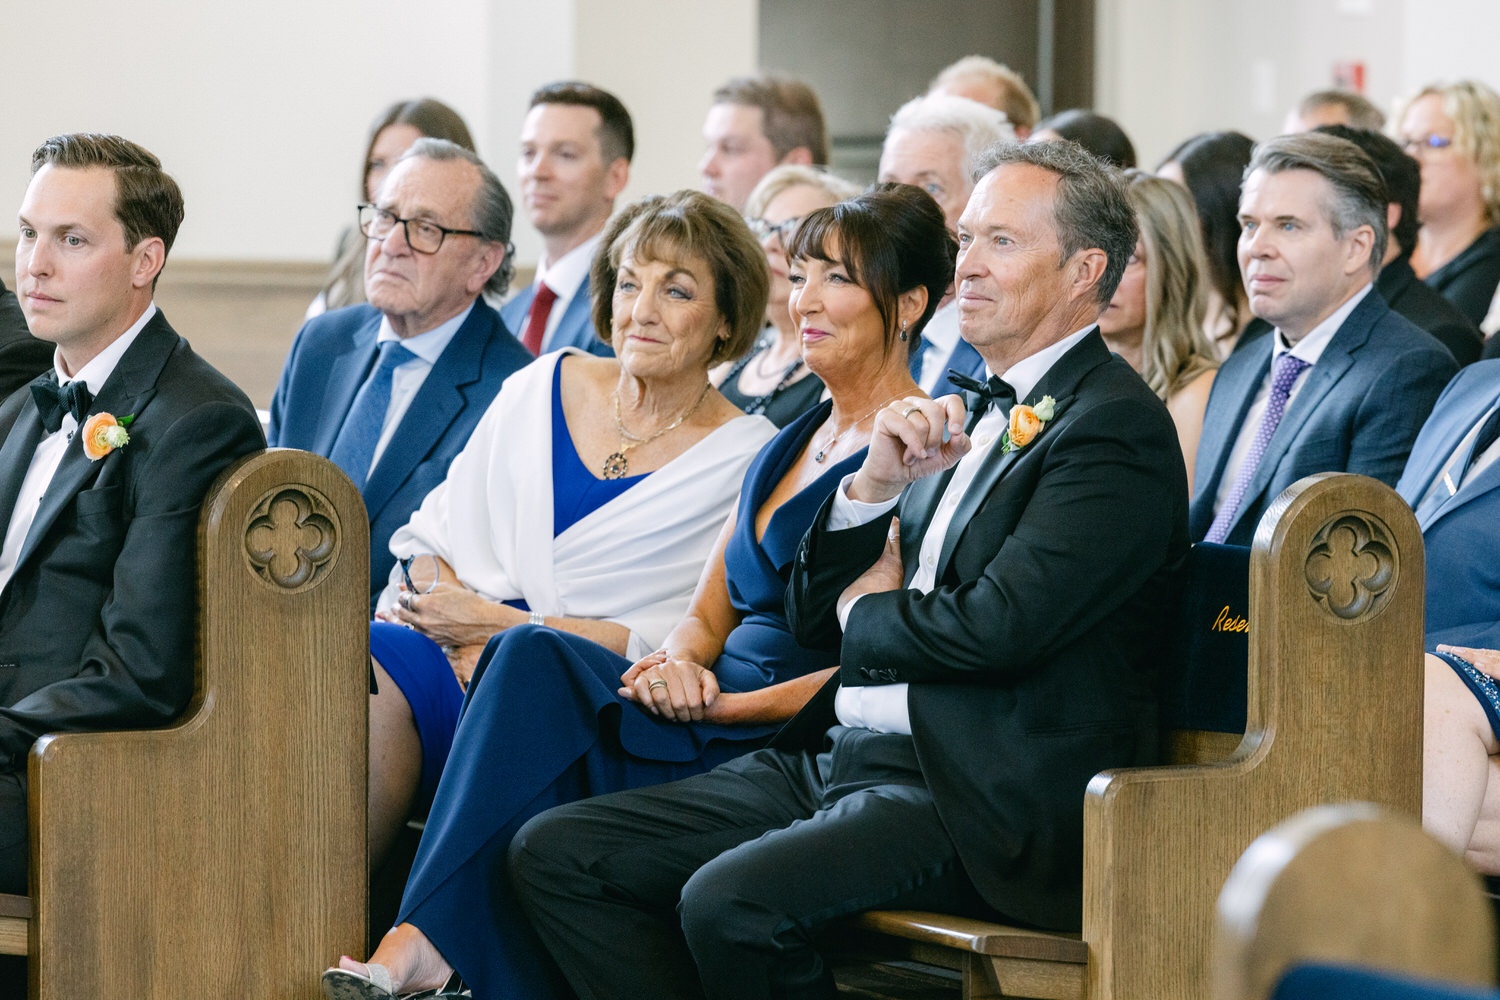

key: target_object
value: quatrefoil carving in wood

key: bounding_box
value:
[244,486,340,593]
[1304,513,1397,622]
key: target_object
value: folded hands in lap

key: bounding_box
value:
[619,650,722,722]
[1439,644,1500,679]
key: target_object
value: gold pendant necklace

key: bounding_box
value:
[603,381,713,479]
[813,392,909,463]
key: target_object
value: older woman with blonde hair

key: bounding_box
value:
[1397,79,1500,327]
[1099,170,1219,489]
[713,165,859,426]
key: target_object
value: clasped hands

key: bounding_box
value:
[620,650,720,722]
[1438,644,1500,678]
[379,582,524,687]
[837,394,968,614]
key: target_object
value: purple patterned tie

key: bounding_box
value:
[1204,353,1312,544]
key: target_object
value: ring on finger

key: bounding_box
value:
[901,405,922,419]
[648,679,668,691]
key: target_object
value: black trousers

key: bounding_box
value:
[0,771,26,894]
[508,727,989,1000]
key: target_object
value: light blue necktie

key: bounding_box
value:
[327,340,415,486]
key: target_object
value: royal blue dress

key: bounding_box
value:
[395,401,862,1000]
[370,362,646,803]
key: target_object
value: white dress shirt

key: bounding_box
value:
[526,233,601,351]
[828,325,1096,734]
[368,302,471,473]
[0,303,156,593]
[916,302,961,394]
[1211,284,1371,516]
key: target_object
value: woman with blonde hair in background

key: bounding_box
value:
[1099,170,1219,489]
[1397,79,1500,327]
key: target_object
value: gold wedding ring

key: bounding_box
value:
[648,679,668,691]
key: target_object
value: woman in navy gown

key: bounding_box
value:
[323,184,959,1000]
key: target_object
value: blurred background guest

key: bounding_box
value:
[1397,79,1500,328]
[310,98,475,319]
[1032,109,1137,169]
[324,183,957,1000]
[0,278,53,398]
[877,94,1013,397]
[713,165,859,426]
[1283,88,1385,134]
[1100,171,1218,489]
[361,190,776,872]
[699,73,828,213]
[1158,130,1257,357]
[1317,124,1482,366]
[927,54,1040,139]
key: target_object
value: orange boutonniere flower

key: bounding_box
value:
[1000,396,1056,453]
[81,412,134,461]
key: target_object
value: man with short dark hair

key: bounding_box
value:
[0,133,264,890]
[510,141,1188,999]
[1316,123,1482,365]
[0,278,52,398]
[269,139,531,608]
[700,73,828,212]
[503,81,632,358]
[1192,132,1456,546]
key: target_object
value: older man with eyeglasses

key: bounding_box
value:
[268,138,532,611]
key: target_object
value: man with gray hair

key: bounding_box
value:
[269,138,531,608]
[511,140,1189,998]
[879,93,1013,395]
[1191,132,1456,546]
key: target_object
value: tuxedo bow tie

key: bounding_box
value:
[946,370,1016,413]
[30,375,94,434]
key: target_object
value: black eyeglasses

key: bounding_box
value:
[358,204,485,254]
[745,215,804,243]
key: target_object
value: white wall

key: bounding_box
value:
[0,0,755,268]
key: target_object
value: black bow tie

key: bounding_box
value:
[30,375,94,434]
[946,370,1017,413]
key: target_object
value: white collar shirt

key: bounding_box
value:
[369,301,471,473]
[0,303,157,592]
[530,232,601,351]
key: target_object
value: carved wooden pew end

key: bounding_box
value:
[831,473,1425,1000]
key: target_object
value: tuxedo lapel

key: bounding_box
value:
[312,317,380,456]
[14,314,175,570]
[0,394,45,529]
[362,308,488,518]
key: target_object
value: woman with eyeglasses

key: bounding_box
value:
[323,185,956,1000]
[711,166,860,427]
[1398,80,1500,328]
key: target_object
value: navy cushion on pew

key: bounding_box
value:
[1276,964,1499,1000]
[1159,542,1250,734]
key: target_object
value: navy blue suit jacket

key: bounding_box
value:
[926,338,987,398]
[1396,360,1500,647]
[1190,290,1456,545]
[268,300,531,605]
[501,276,613,357]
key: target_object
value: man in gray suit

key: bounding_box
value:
[1191,132,1456,545]
[501,82,632,358]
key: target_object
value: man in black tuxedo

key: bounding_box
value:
[0,278,53,399]
[508,141,1189,999]
[0,134,263,892]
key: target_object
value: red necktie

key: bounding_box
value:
[521,282,559,356]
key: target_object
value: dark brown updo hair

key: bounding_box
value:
[784,183,958,358]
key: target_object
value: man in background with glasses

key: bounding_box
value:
[269,139,531,611]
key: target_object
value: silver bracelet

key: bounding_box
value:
[528,610,546,627]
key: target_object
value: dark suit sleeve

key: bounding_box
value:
[0,400,265,761]
[839,395,1184,684]
[0,288,51,402]
[1347,344,1457,488]
[786,496,897,652]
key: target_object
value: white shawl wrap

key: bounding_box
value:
[379,350,776,660]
